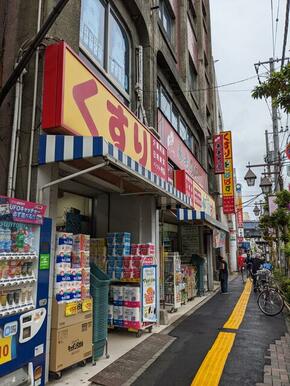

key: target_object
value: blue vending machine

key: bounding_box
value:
[0,196,51,386]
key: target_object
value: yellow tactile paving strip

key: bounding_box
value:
[191,279,252,386]
[191,332,236,386]
[223,280,252,330]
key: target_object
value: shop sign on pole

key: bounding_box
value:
[221,131,235,214]
[141,265,157,323]
[42,42,168,181]
[213,134,225,174]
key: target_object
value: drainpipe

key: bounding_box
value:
[7,67,24,197]
[26,0,42,201]
[11,69,25,197]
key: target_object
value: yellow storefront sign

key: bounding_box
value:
[42,42,171,176]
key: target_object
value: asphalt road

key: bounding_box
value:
[133,277,287,386]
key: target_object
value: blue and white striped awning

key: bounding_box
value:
[177,208,206,221]
[177,208,229,232]
[38,135,192,207]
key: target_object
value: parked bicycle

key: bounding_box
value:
[257,286,285,316]
[252,268,272,293]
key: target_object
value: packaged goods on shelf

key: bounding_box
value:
[73,234,90,251]
[54,233,90,302]
[108,304,114,325]
[123,286,140,307]
[112,285,124,305]
[113,305,124,326]
[131,243,155,256]
[124,306,141,329]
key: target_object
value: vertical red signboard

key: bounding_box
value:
[213,134,225,174]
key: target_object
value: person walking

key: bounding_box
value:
[251,253,262,292]
[218,255,229,294]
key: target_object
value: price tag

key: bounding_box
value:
[65,302,78,317]
[82,298,92,312]
[0,336,12,365]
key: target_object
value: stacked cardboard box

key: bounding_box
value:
[50,299,92,373]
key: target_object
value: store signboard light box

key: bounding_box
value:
[42,42,168,181]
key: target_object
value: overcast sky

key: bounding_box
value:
[210,0,289,218]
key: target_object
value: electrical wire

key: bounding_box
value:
[254,65,273,119]
[271,0,275,58]
[274,0,281,57]
[281,0,290,68]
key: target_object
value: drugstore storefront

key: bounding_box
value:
[37,42,193,377]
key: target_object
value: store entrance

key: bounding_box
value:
[56,191,93,235]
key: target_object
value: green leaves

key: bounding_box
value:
[252,63,290,114]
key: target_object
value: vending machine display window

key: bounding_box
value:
[0,221,40,317]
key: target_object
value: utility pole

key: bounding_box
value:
[269,58,281,192]
[265,130,271,175]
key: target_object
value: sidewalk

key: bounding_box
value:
[48,282,223,386]
[257,332,290,386]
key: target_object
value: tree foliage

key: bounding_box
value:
[252,63,290,114]
[259,190,290,256]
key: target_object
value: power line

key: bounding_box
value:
[274,0,281,57]
[271,0,275,58]
[281,0,290,68]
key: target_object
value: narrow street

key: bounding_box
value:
[132,277,287,386]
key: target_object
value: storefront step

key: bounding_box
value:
[88,334,175,386]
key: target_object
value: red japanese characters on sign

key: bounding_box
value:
[213,134,225,174]
[158,111,208,191]
[223,196,235,214]
[151,137,168,180]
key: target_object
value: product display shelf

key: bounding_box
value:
[0,303,34,317]
[0,252,37,261]
[109,279,154,338]
[164,253,182,312]
[0,276,36,287]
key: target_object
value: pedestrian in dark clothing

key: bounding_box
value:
[251,254,262,291]
[218,255,229,294]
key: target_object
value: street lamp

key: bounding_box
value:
[259,175,272,194]
[244,168,257,187]
[253,203,260,217]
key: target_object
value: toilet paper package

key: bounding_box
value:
[108,304,114,325]
[112,285,124,305]
[113,305,124,326]
[123,307,141,329]
[123,286,140,307]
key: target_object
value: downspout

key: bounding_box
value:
[26,0,42,201]
[11,69,25,197]
[7,66,23,197]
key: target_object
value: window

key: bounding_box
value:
[157,82,201,158]
[80,0,130,93]
[80,0,105,66]
[159,0,173,40]
[109,12,129,90]
[189,55,198,92]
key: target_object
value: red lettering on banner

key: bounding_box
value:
[134,123,148,167]
[73,79,99,136]
[107,101,128,151]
